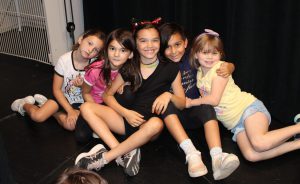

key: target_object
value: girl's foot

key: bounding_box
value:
[11,96,35,116]
[186,151,208,177]
[75,144,108,171]
[34,94,48,106]
[294,114,300,139]
[212,152,240,180]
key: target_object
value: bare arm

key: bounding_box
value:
[152,72,186,114]
[170,72,186,109]
[52,74,74,113]
[103,74,145,127]
[52,73,79,126]
[187,75,228,107]
[103,74,128,116]
[216,62,235,78]
[82,82,95,103]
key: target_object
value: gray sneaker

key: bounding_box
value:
[213,153,240,180]
[123,148,141,176]
[75,144,107,171]
[294,114,300,140]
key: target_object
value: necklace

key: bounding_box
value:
[140,59,159,68]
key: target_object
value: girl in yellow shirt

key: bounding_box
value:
[187,29,300,162]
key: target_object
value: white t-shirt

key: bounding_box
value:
[54,51,86,104]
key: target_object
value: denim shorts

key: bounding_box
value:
[230,99,271,142]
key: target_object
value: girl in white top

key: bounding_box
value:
[187,29,300,162]
[11,29,105,131]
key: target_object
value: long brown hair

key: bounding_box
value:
[102,28,142,92]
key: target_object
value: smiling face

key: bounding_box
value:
[136,28,160,64]
[195,43,221,70]
[107,40,133,70]
[164,33,188,63]
[78,35,104,59]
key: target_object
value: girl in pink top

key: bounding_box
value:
[82,28,135,104]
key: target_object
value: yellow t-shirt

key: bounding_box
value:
[196,61,256,130]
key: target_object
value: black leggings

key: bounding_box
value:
[74,115,93,144]
[178,104,217,130]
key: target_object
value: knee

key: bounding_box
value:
[31,112,47,123]
[241,150,261,162]
[250,137,271,152]
[80,102,93,115]
[47,99,59,109]
[144,118,164,136]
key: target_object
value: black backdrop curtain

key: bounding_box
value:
[83,0,300,124]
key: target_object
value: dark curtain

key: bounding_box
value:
[83,0,300,124]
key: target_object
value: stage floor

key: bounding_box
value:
[1,54,300,184]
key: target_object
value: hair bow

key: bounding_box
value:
[203,29,219,37]
[132,17,162,31]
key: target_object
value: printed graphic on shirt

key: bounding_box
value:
[64,73,83,103]
[181,70,197,94]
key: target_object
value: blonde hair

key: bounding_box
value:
[189,33,225,69]
[56,167,108,184]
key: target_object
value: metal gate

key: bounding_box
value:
[0,0,50,64]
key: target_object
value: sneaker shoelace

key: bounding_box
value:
[116,156,125,167]
[86,152,106,171]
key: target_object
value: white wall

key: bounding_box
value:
[43,0,84,65]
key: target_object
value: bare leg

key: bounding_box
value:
[164,114,208,177]
[164,114,189,143]
[204,120,222,149]
[244,112,300,152]
[104,117,163,162]
[53,110,79,131]
[237,130,300,162]
[80,102,125,149]
[23,99,58,123]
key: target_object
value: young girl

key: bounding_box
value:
[11,29,105,137]
[82,29,134,105]
[76,18,209,178]
[56,167,108,184]
[75,28,163,177]
[159,22,239,180]
[187,29,300,162]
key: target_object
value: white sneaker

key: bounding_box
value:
[186,151,208,177]
[34,94,48,106]
[11,96,35,116]
[213,153,240,180]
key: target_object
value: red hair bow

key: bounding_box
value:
[132,17,162,31]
